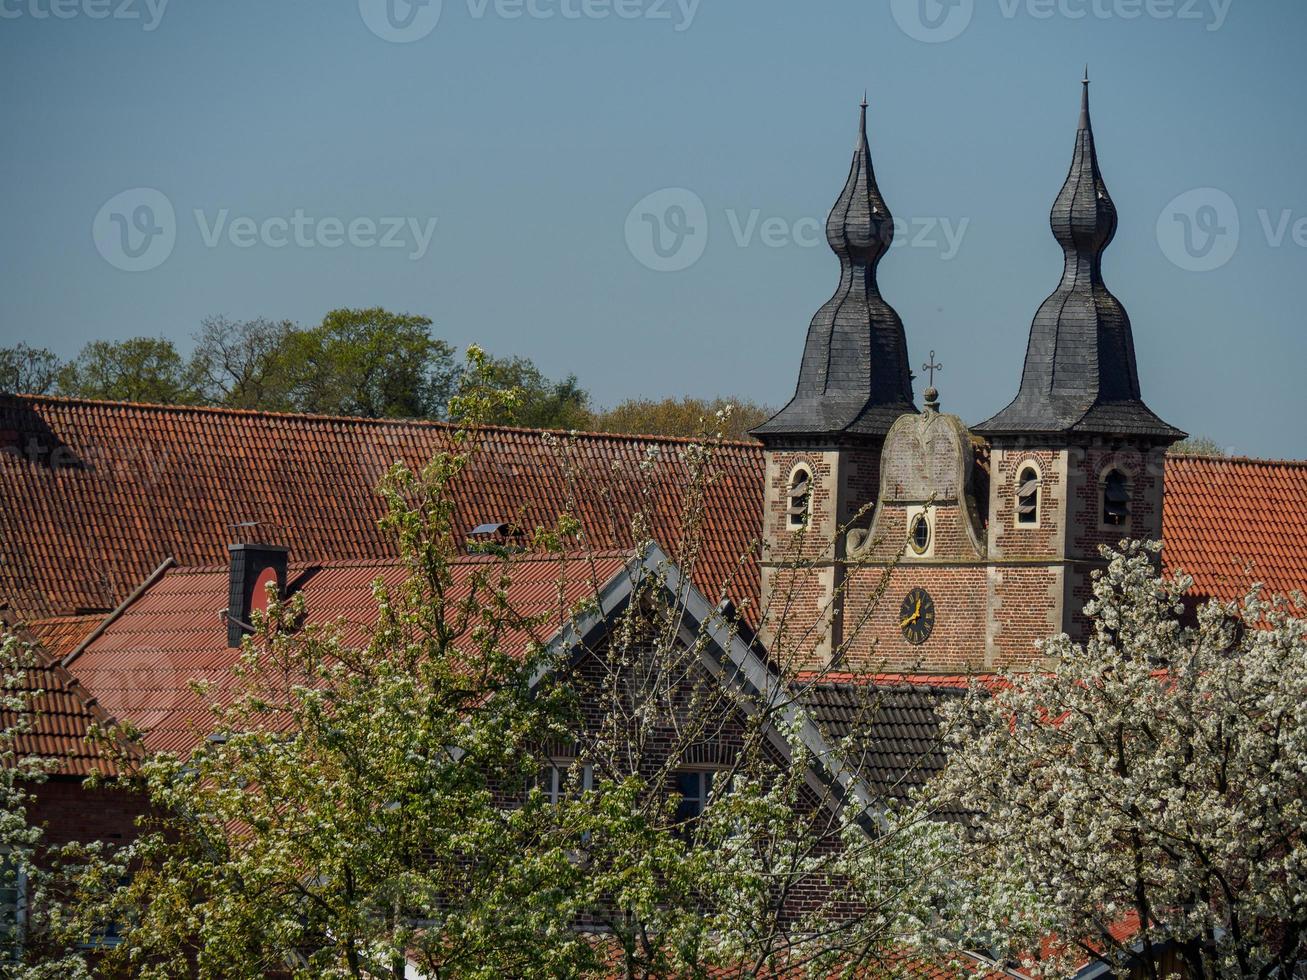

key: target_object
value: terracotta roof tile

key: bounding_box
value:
[1164,454,1307,603]
[0,395,762,622]
[0,619,122,777]
[24,614,103,661]
[71,552,628,757]
[4,396,1303,626]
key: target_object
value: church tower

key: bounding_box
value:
[752,98,917,663]
[975,74,1186,659]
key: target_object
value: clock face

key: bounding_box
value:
[899,587,936,645]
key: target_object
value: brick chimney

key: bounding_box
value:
[227,542,289,647]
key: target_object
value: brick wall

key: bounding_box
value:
[759,446,882,666]
[32,777,144,850]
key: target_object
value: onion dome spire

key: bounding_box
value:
[753,97,916,444]
[976,73,1184,442]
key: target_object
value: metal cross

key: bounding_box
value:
[921,351,943,387]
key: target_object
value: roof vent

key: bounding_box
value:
[227,541,289,647]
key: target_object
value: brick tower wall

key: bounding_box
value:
[759,446,882,667]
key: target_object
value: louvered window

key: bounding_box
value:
[788,467,811,528]
[1017,467,1039,525]
[1103,470,1130,526]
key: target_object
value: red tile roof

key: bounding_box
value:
[69,552,628,756]
[1,619,122,777]
[1,396,1303,630]
[1163,454,1307,603]
[24,614,103,661]
[0,395,762,622]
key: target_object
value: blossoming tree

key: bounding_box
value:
[931,542,1307,979]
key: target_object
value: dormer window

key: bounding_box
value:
[1017,466,1040,526]
[788,466,812,529]
[1103,469,1130,527]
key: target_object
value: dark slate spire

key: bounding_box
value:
[976,74,1184,442]
[753,98,916,444]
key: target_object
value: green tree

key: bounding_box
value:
[191,315,298,411]
[0,634,98,976]
[0,344,63,395]
[51,368,954,977]
[57,337,203,405]
[283,308,457,419]
[588,397,771,441]
[1170,435,1229,457]
[466,354,591,429]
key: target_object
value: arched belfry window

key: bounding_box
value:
[788,466,812,529]
[1016,466,1040,526]
[1103,469,1130,527]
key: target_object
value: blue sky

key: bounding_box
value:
[1,0,1303,457]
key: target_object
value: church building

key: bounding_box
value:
[755,76,1185,674]
[0,73,1304,978]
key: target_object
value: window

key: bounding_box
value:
[788,466,811,529]
[909,512,930,555]
[672,771,715,824]
[537,761,593,804]
[1103,470,1130,527]
[1017,466,1040,525]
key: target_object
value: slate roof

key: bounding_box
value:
[0,394,763,623]
[800,678,969,822]
[66,552,627,757]
[976,78,1184,442]
[1163,454,1307,603]
[753,100,917,442]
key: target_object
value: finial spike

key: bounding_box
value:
[1079,69,1091,130]
[861,89,868,109]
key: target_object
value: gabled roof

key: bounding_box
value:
[69,552,627,756]
[1163,454,1307,603]
[1,618,124,777]
[0,394,763,622]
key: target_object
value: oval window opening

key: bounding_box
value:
[909,514,930,555]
